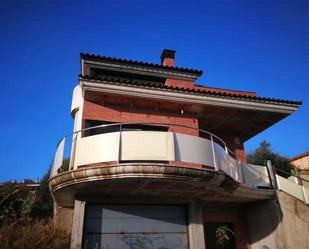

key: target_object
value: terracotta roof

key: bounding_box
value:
[290,152,309,162]
[80,53,203,76]
[79,75,302,106]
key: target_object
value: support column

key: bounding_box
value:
[70,200,86,249]
[188,201,206,249]
[53,201,74,234]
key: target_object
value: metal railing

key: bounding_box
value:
[244,161,309,204]
[50,122,274,187]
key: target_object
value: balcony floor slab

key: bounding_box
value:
[49,163,275,207]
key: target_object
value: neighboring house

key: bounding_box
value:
[290,152,309,188]
[290,152,309,170]
[48,49,308,249]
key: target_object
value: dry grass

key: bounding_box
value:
[0,218,70,249]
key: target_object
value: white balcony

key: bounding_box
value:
[51,123,274,185]
[49,123,276,206]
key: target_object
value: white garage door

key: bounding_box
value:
[83,204,189,249]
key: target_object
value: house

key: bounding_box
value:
[290,152,309,188]
[48,49,308,249]
[290,151,309,171]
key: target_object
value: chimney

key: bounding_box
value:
[160,49,176,67]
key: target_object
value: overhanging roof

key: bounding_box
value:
[80,75,301,141]
[80,53,203,80]
[80,75,302,106]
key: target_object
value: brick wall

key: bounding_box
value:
[220,135,247,163]
[165,78,194,88]
[82,95,199,136]
[82,91,247,165]
[165,78,256,97]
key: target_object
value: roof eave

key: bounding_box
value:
[80,53,203,80]
[79,78,301,114]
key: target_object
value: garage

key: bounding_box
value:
[83,204,189,249]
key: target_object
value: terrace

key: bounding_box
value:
[49,123,277,206]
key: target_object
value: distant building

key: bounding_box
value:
[290,151,309,170]
[49,49,308,249]
[290,152,309,188]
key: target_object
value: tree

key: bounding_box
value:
[30,157,70,219]
[247,140,292,178]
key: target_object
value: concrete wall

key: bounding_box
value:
[54,203,74,234]
[245,190,309,249]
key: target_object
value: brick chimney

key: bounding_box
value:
[162,49,195,88]
[160,49,176,67]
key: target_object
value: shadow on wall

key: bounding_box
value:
[245,192,284,249]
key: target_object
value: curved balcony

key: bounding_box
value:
[49,123,275,206]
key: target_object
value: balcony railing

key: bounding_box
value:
[50,122,274,188]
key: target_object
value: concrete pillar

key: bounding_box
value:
[188,201,206,249]
[70,200,86,249]
[54,204,74,234]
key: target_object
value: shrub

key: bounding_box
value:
[0,218,70,249]
[0,167,68,248]
[30,170,53,219]
[0,183,35,226]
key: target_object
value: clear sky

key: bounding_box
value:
[0,0,308,182]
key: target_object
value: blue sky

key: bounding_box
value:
[0,0,308,182]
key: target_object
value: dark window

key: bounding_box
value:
[84,120,168,137]
[84,120,120,137]
[92,68,166,84]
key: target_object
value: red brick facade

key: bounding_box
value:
[165,78,256,98]
[161,57,175,67]
[82,93,199,136]
[82,90,247,161]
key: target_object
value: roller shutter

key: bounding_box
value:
[83,204,188,249]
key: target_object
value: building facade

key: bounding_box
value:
[290,152,309,171]
[49,49,305,249]
[290,152,309,188]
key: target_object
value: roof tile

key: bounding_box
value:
[80,53,203,75]
[79,75,302,105]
